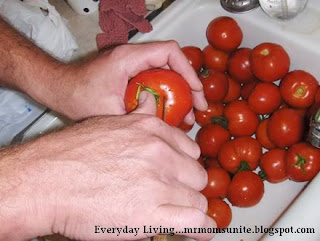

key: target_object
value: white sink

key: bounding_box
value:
[130,0,320,241]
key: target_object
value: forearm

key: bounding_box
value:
[0,142,54,240]
[0,17,71,109]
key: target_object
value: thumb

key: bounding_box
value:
[132,90,157,116]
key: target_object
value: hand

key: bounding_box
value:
[1,91,215,241]
[52,41,208,124]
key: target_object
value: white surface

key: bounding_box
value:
[129,0,320,241]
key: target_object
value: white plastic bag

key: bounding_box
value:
[0,0,78,146]
[0,0,78,62]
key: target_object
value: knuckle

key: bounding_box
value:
[187,191,208,213]
[166,40,180,50]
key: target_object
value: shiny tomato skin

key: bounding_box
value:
[224,100,259,137]
[227,171,264,207]
[195,103,224,127]
[280,70,319,108]
[223,76,241,104]
[268,108,304,148]
[227,48,254,84]
[287,142,320,182]
[179,121,194,133]
[241,79,258,100]
[206,157,221,169]
[203,45,229,72]
[248,82,282,114]
[256,119,276,150]
[207,198,232,228]
[218,137,262,173]
[196,124,231,158]
[202,167,231,199]
[251,43,290,82]
[206,16,243,52]
[125,69,192,127]
[182,46,204,72]
[260,149,288,183]
[200,69,229,103]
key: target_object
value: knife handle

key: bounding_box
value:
[152,234,169,241]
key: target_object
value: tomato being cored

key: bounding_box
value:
[182,46,204,72]
[218,136,262,174]
[223,76,241,104]
[196,124,231,158]
[260,149,288,183]
[202,167,231,199]
[268,108,304,148]
[248,82,282,115]
[227,171,264,207]
[195,102,224,127]
[256,119,276,150]
[223,100,259,137]
[206,16,243,52]
[203,45,229,72]
[227,48,254,84]
[199,69,229,103]
[251,42,290,82]
[287,142,320,182]
[207,198,232,229]
[125,69,192,127]
[280,70,319,109]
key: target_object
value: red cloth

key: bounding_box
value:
[96,0,153,50]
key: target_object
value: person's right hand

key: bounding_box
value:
[2,91,215,241]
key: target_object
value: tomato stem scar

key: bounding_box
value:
[237,161,251,173]
[294,153,307,174]
[260,49,270,56]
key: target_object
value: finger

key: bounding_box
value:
[167,181,208,213]
[131,91,157,116]
[183,109,196,125]
[192,90,208,111]
[122,41,202,90]
[150,204,216,241]
[157,145,207,191]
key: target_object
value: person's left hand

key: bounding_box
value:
[51,41,208,124]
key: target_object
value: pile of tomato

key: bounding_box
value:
[181,16,320,229]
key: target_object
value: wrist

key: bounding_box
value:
[0,143,56,240]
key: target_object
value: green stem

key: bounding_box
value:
[135,83,160,105]
[237,161,251,173]
[259,170,267,181]
[294,153,307,174]
[211,116,228,129]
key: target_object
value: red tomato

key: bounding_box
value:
[227,48,254,84]
[268,108,304,148]
[205,158,221,169]
[197,157,206,168]
[223,76,241,104]
[203,45,229,72]
[182,46,204,72]
[218,137,262,173]
[287,142,320,182]
[248,82,282,114]
[280,70,319,108]
[206,16,243,52]
[199,69,229,103]
[178,121,194,133]
[315,87,320,103]
[227,171,264,207]
[224,100,259,137]
[256,119,276,150]
[125,69,193,126]
[196,124,231,158]
[241,79,258,100]
[251,42,290,82]
[195,103,224,127]
[260,149,288,183]
[202,167,231,199]
[207,198,232,228]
